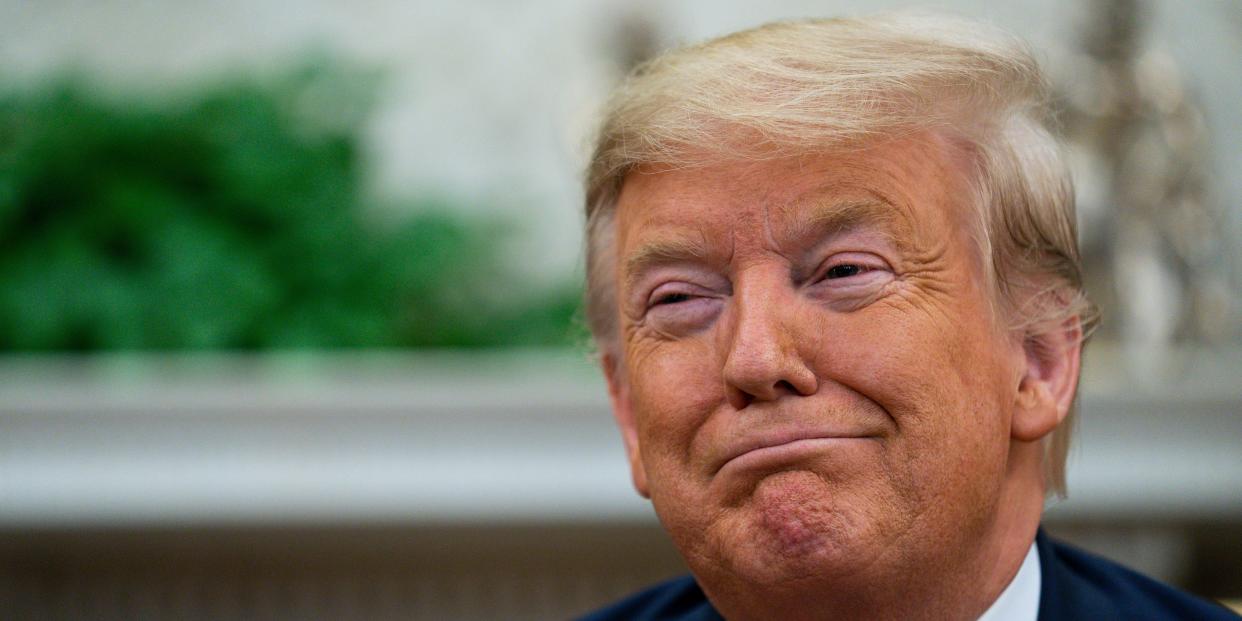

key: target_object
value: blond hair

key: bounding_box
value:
[583,12,1096,496]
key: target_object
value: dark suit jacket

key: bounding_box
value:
[576,530,1238,620]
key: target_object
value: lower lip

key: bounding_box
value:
[718,437,874,476]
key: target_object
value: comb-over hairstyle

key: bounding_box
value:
[583,12,1096,496]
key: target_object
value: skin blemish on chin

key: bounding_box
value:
[752,471,842,558]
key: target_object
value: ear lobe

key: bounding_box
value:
[1012,318,1083,443]
[602,353,650,498]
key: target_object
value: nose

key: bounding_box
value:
[721,278,818,409]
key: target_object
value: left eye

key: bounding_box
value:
[825,264,865,279]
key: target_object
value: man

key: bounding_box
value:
[575,12,1237,621]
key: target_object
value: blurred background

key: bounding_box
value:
[0,0,1239,619]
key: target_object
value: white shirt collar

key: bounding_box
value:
[976,541,1041,621]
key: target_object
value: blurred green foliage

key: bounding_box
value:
[0,64,581,350]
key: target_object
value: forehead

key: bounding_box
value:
[613,136,970,261]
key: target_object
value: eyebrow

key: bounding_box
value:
[623,235,711,290]
[781,197,907,247]
[620,196,909,290]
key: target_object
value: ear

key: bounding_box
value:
[602,352,650,498]
[1011,317,1083,442]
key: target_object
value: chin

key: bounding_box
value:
[696,470,889,586]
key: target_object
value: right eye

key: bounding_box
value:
[647,283,700,309]
[644,284,723,335]
[653,292,693,306]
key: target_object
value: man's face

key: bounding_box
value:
[606,135,1028,588]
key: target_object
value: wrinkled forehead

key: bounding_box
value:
[612,137,972,259]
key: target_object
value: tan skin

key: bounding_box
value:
[602,134,1083,621]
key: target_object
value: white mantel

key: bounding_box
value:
[2,346,1240,529]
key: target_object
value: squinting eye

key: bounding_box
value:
[654,292,692,306]
[825,264,865,279]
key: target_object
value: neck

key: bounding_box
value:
[703,441,1047,621]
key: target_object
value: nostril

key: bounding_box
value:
[729,380,799,410]
[727,387,754,410]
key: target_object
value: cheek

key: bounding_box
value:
[627,339,723,465]
[805,303,1014,534]
[807,296,1013,459]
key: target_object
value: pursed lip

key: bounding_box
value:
[712,428,877,475]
